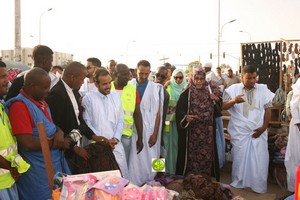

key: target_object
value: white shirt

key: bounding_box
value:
[61,79,80,125]
[205,70,218,82]
[79,78,97,96]
[18,69,59,89]
[82,90,123,140]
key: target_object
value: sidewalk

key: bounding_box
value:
[220,161,292,200]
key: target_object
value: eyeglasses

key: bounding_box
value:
[155,73,166,79]
[174,76,183,80]
[194,77,205,81]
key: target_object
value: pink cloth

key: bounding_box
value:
[7,68,22,81]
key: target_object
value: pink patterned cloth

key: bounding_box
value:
[7,68,22,81]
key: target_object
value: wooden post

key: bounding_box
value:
[37,122,54,195]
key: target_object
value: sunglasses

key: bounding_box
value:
[155,73,166,79]
[174,76,183,80]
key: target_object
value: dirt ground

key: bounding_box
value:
[220,161,293,200]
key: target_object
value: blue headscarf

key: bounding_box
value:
[170,68,187,101]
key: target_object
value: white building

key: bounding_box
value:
[0,47,73,67]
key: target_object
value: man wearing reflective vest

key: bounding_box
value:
[0,62,30,200]
[111,63,144,164]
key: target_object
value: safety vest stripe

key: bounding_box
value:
[124,111,134,116]
[0,143,17,157]
[124,123,133,129]
[0,168,9,175]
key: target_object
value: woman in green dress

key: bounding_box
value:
[163,68,187,174]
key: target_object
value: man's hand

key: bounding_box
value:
[108,138,118,150]
[73,146,90,160]
[148,134,157,148]
[209,93,219,101]
[62,137,72,150]
[52,128,65,149]
[136,139,144,154]
[252,126,267,138]
[233,94,246,104]
[185,115,200,123]
[92,135,109,144]
[10,167,20,181]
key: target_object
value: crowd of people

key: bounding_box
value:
[0,44,299,199]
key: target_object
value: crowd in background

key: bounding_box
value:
[1,44,299,200]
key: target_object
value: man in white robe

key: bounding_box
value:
[223,65,274,193]
[82,68,129,179]
[285,78,300,192]
[128,60,164,186]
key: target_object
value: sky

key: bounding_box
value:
[1,0,300,72]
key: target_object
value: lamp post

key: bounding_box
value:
[239,30,252,42]
[217,18,236,68]
[126,40,136,66]
[39,8,53,44]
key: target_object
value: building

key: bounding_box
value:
[0,47,73,67]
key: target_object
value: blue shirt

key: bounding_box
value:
[136,79,149,100]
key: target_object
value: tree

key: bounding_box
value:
[187,61,202,77]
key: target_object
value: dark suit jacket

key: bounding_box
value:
[45,79,94,139]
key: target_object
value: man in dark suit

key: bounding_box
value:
[45,61,106,173]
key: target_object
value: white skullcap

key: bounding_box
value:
[203,62,212,68]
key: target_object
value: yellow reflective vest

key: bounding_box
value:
[0,103,30,189]
[111,82,136,136]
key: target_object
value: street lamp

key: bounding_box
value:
[239,30,252,42]
[39,8,53,44]
[217,18,236,68]
[126,40,136,66]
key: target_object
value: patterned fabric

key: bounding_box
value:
[184,66,221,176]
[176,66,222,178]
[183,174,228,200]
[187,82,216,176]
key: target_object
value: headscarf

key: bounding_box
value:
[190,66,208,91]
[170,69,187,101]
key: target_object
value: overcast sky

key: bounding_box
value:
[1,0,300,71]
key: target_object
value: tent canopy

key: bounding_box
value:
[4,61,31,71]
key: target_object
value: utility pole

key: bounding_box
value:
[159,56,169,64]
[14,0,21,62]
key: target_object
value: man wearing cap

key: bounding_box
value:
[204,62,218,82]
